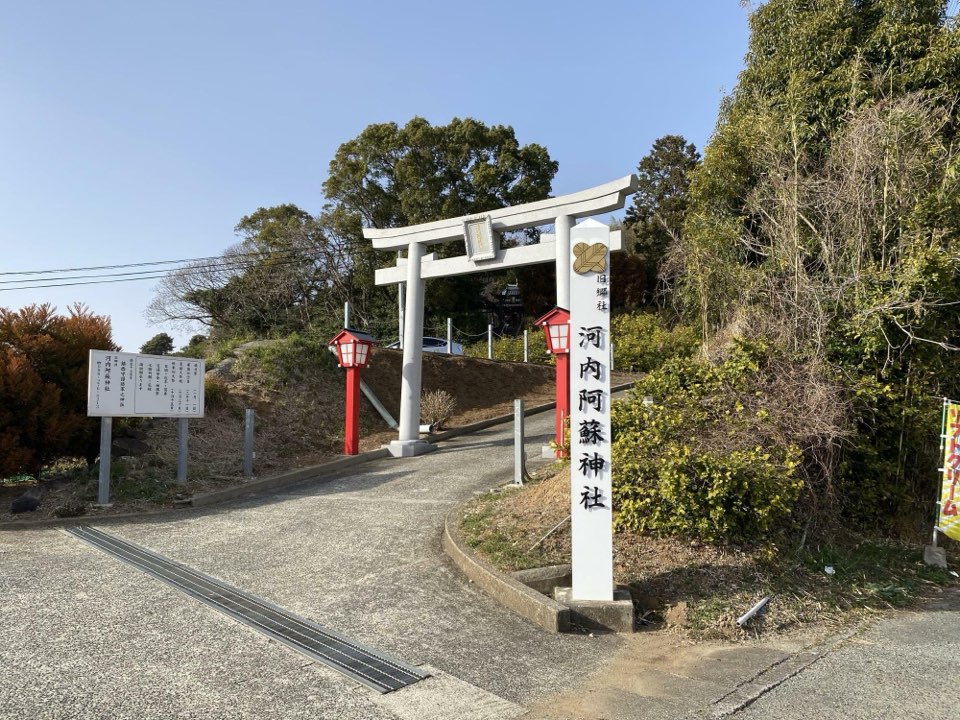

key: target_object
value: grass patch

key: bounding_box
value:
[460,466,957,640]
[460,476,570,571]
[667,539,954,639]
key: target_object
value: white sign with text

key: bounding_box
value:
[87,350,205,418]
[569,219,614,601]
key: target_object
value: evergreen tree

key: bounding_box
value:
[322,117,558,334]
[624,135,700,303]
[140,332,174,355]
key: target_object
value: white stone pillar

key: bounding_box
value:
[556,215,572,308]
[392,241,430,455]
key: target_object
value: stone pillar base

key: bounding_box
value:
[385,440,437,458]
[553,586,634,633]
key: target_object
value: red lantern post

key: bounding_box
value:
[535,307,571,457]
[329,329,375,455]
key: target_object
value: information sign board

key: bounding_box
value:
[87,350,205,418]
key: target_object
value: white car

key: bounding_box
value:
[385,336,464,355]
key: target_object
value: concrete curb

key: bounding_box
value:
[0,449,391,532]
[441,505,571,634]
[0,506,190,531]
[426,403,554,443]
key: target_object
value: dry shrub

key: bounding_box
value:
[420,389,456,430]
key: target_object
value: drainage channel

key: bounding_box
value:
[65,525,428,694]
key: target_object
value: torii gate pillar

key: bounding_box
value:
[365,175,638,457]
[393,240,429,456]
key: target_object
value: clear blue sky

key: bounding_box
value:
[0,1,751,352]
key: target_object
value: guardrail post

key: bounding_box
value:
[243,408,255,477]
[514,399,526,485]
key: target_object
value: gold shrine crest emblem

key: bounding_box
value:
[572,242,608,274]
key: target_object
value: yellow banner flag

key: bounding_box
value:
[939,402,960,541]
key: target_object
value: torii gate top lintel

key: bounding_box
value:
[361,175,638,251]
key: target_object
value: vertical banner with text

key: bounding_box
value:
[569,219,614,601]
[939,400,960,541]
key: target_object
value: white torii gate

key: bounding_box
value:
[365,175,638,457]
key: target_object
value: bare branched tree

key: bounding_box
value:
[146,210,359,337]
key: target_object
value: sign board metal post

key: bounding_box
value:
[88,351,206,500]
[176,418,188,483]
[569,219,614,602]
[97,417,112,505]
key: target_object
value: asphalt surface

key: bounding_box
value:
[3,406,958,720]
[1,411,613,719]
[729,587,960,720]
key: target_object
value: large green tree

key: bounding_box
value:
[321,116,559,334]
[657,0,960,527]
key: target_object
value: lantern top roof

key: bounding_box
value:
[328,328,376,346]
[534,306,570,327]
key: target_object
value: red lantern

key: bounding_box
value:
[329,329,375,455]
[535,307,570,457]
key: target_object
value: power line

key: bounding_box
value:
[0,252,320,292]
[0,246,309,278]
[0,252,305,286]
[0,254,227,277]
[0,275,175,291]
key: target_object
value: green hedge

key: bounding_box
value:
[611,312,698,373]
[464,331,550,363]
[612,342,802,543]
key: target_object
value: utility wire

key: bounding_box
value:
[0,276,179,291]
[0,254,227,277]
[0,247,308,278]
[0,250,319,292]
[0,252,306,286]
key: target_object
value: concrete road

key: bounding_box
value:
[1,410,615,720]
[727,588,960,720]
[3,404,957,720]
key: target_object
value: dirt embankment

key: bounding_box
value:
[4,346,634,523]
[362,348,559,426]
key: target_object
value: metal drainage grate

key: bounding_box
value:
[65,525,428,694]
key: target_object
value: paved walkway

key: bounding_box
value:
[2,410,957,719]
